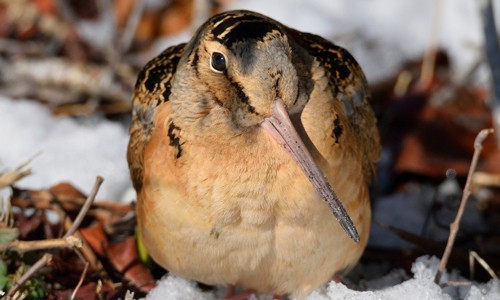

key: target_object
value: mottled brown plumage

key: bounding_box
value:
[127,10,380,298]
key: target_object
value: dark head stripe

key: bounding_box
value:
[211,14,265,38]
[221,21,280,48]
[208,13,282,49]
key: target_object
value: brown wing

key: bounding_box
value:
[288,29,380,182]
[127,43,186,191]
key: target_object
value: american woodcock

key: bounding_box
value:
[127,10,380,298]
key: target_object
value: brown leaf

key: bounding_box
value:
[13,183,133,224]
[81,224,155,292]
[394,84,498,178]
[80,223,107,257]
[106,236,156,292]
[49,182,86,208]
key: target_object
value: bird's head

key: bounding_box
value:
[172,10,313,129]
[170,10,359,242]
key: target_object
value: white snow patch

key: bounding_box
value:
[144,256,500,300]
[0,97,132,200]
[148,0,490,85]
[370,182,486,248]
[149,0,489,83]
[144,276,217,300]
[226,0,484,83]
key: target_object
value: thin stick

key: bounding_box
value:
[0,236,82,253]
[469,250,498,280]
[393,70,413,97]
[119,0,146,53]
[52,203,103,271]
[124,290,136,300]
[479,0,500,143]
[0,152,41,189]
[472,171,500,188]
[434,128,494,284]
[6,176,104,297]
[0,194,13,227]
[64,176,103,238]
[70,262,89,300]
[443,281,472,287]
[192,0,213,30]
[52,177,106,271]
[419,0,444,87]
[6,253,53,297]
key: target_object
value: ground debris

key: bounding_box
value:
[1,180,153,299]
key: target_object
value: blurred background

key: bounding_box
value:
[1,0,500,299]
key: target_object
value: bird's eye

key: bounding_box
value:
[210,52,227,73]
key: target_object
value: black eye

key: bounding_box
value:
[210,52,227,73]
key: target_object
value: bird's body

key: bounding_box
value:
[128,10,379,298]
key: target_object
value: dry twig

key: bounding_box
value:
[419,0,444,87]
[443,280,472,287]
[0,153,40,189]
[393,70,413,97]
[479,0,500,143]
[70,262,89,300]
[64,176,103,237]
[119,0,146,53]
[1,58,132,103]
[124,290,136,300]
[0,236,82,253]
[434,128,495,284]
[0,194,14,228]
[192,0,213,30]
[6,176,104,297]
[51,203,104,271]
[469,250,498,280]
[472,171,500,189]
[6,253,53,298]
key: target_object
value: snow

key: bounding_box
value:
[1,0,499,299]
[369,181,486,249]
[226,0,493,83]
[143,256,500,300]
[144,276,217,300]
[0,97,131,201]
[153,0,488,84]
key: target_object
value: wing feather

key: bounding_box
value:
[288,29,380,181]
[127,43,186,191]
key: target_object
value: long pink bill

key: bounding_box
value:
[260,99,359,243]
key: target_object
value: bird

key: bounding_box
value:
[127,10,380,299]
